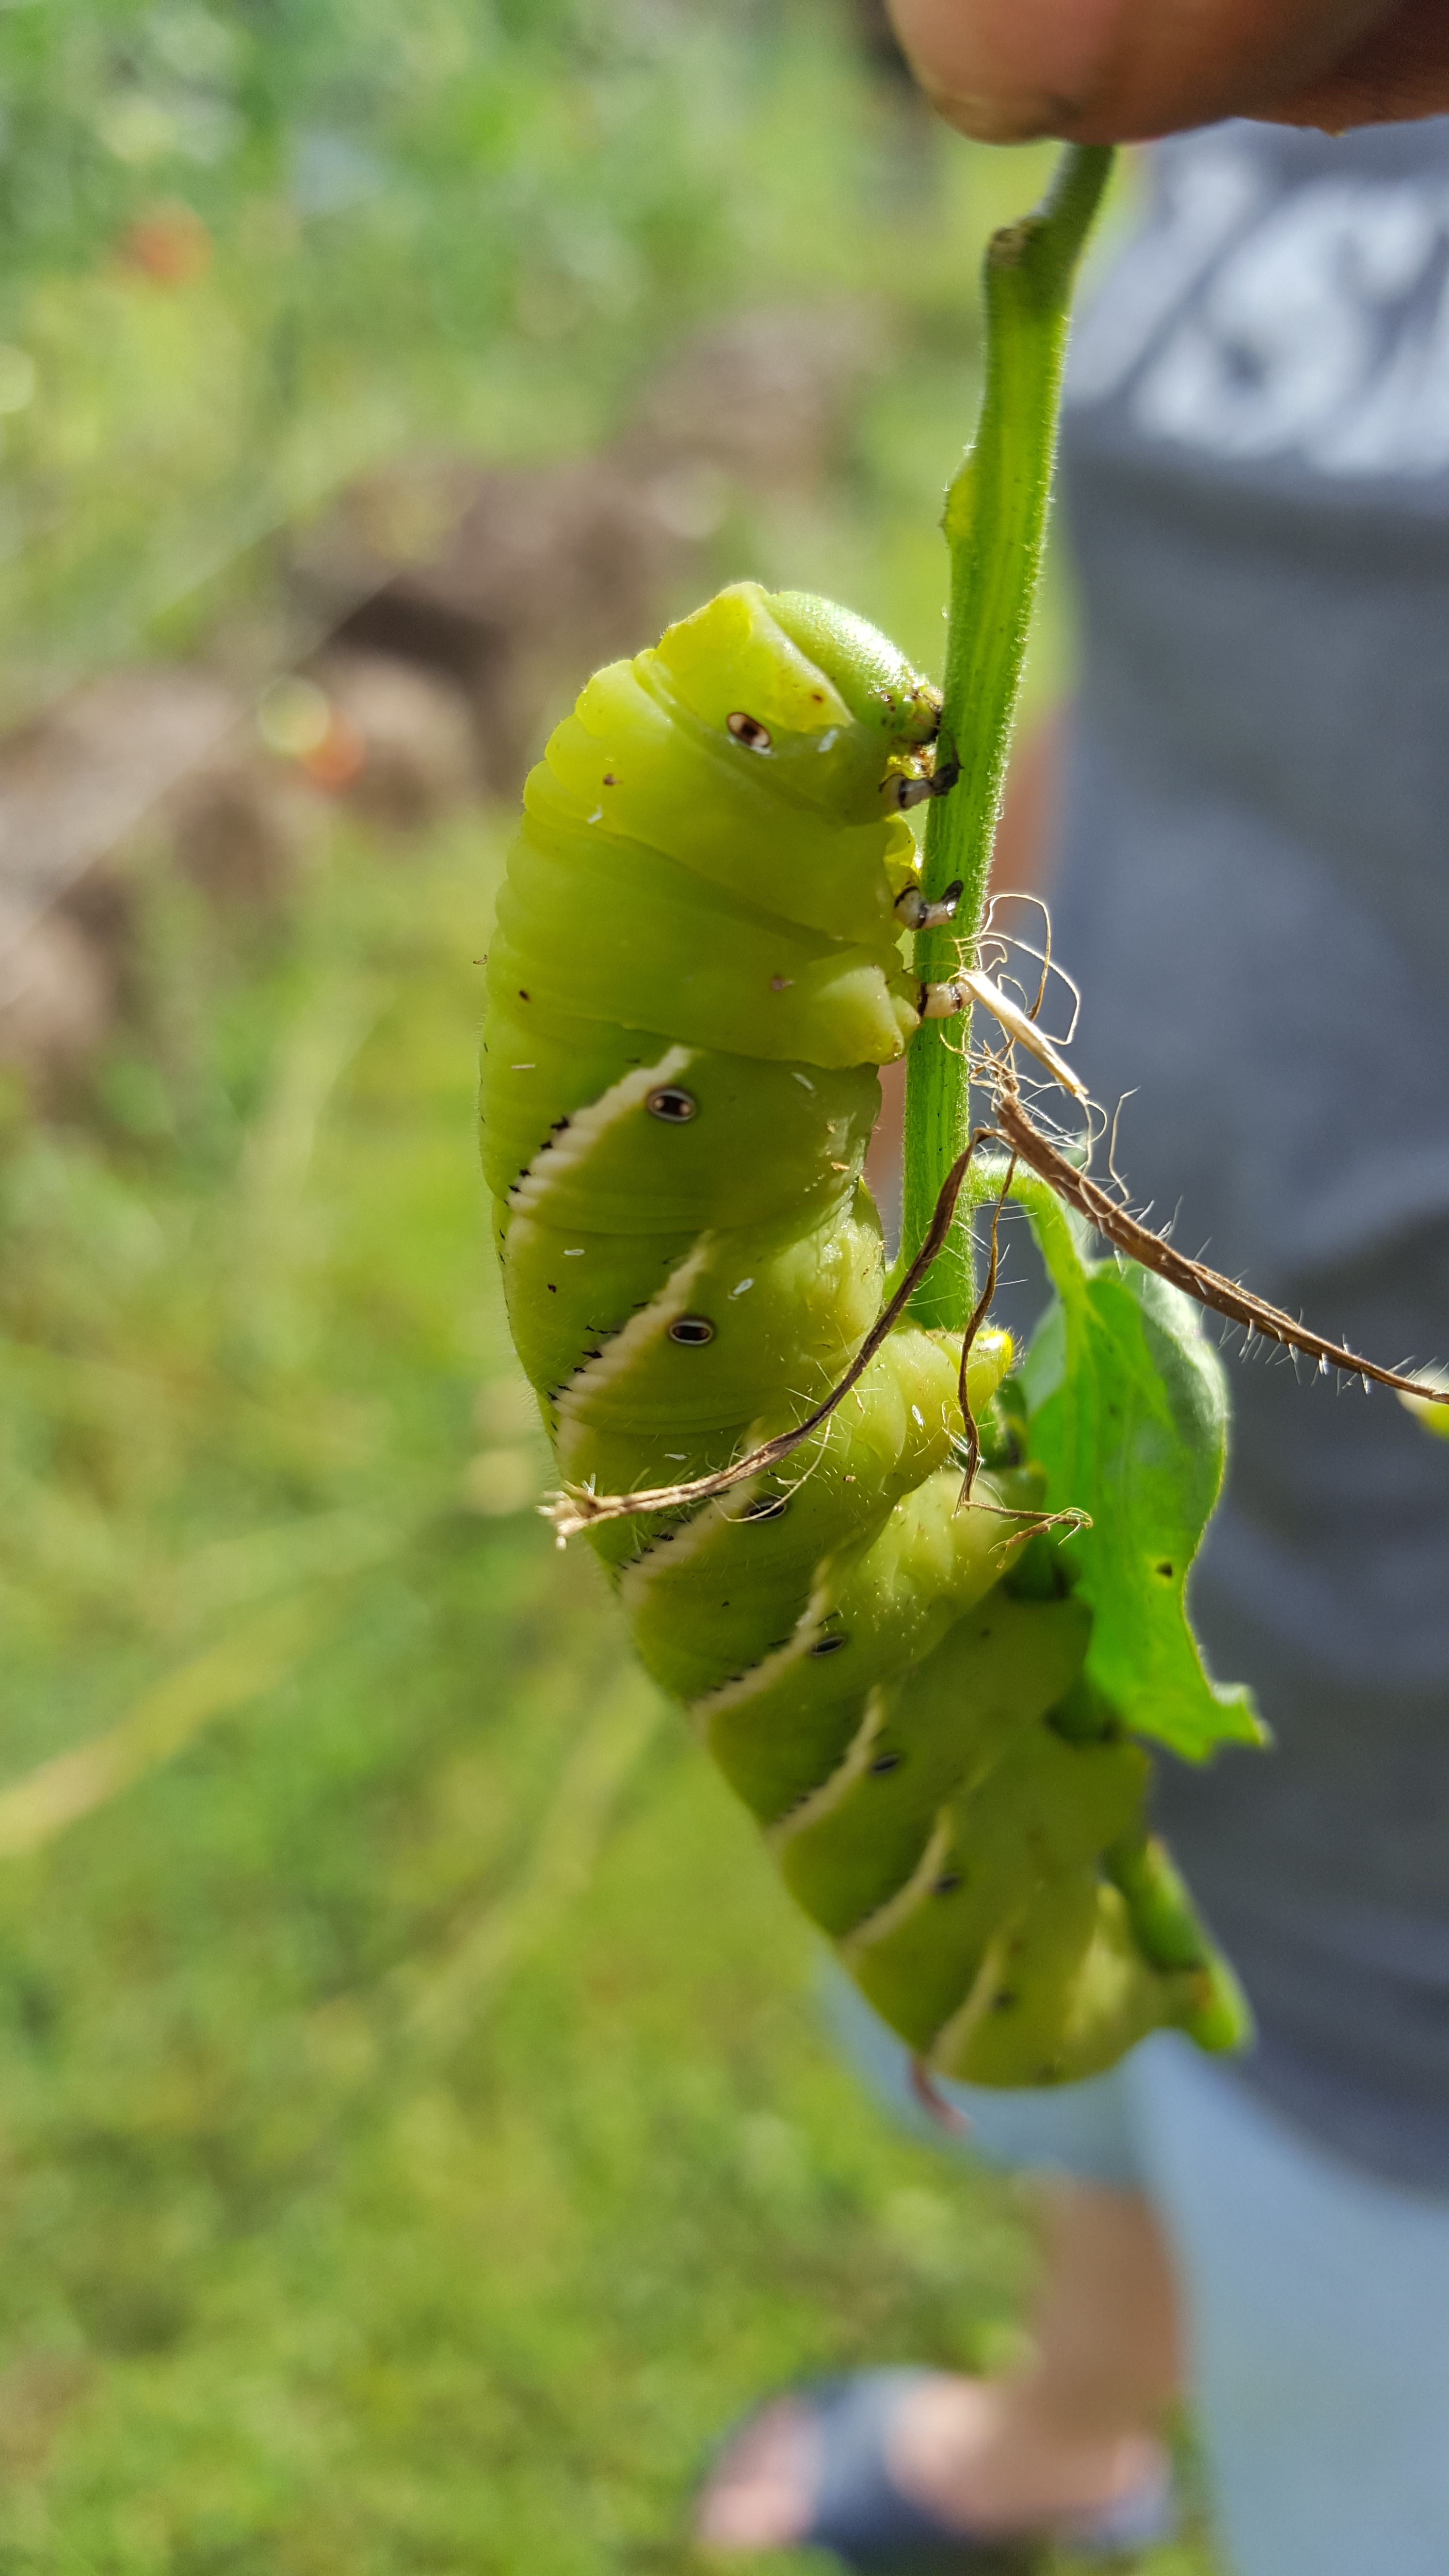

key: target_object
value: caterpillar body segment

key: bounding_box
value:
[483,1009,880,1238]
[618,1329,1008,1691]
[483,582,1249,2087]
[499,1184,885,1430]
[940,1879,1189,2091]
[775,1595,1092,1931]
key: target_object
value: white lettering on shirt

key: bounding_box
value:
[1069,140,1449,481]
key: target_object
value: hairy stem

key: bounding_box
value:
[902,142,1114,1328]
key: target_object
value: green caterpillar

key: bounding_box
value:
[482,580,1253,2088]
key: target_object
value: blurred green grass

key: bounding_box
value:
[0,821,1216,2572]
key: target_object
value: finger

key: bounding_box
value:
[1274,0,1449,129]
[885,0,1401,142]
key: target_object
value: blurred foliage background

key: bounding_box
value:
[0,5,1198,2570]
[0,0,1082,721]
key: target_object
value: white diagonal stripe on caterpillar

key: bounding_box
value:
[507,1043,699,1216]
[552,1233,718,1420]
[688,1569,838,1730]
[841,1808,954,1954]
[767,1687,887,1847]
[927,1922,1017,2071]
[616,1465,771,1607]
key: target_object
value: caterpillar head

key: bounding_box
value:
[649,582,940,823]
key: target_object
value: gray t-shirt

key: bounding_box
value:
[1043,118,1449,2185]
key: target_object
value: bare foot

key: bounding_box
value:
[696,2373,1166,2554]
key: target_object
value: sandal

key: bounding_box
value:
[704,2367,1177,2570]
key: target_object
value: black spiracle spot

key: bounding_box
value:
[869,1752,902,1776]
[726,711,772,752]
[739,1493,789,1523]
[808,1633,847,1658]
[934,1871,962,1897]
[991,1989,1019,2012]
[668,1316,714,1346]
[647,1085,697,1123]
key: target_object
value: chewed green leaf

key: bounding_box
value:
[1014,1177,1262,1763]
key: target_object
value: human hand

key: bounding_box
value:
[886,0,1449,143]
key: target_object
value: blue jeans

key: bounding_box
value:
[826,1972,1449,2576]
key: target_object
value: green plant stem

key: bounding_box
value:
[902,141,1114,1329]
